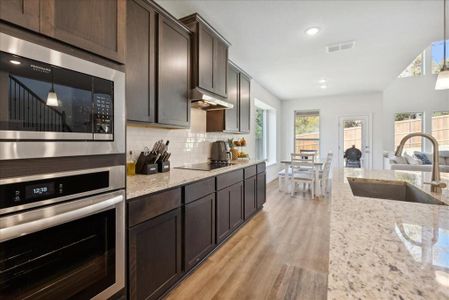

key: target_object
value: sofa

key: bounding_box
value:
[386,151,449,173]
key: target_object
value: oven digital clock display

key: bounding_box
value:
[25,182,55,200]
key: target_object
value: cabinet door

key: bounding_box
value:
[129,208,182,300]
[257,172,266,208]
[40,0,126,63]
[216,187,230,243]
[244,176,257,219]
[0,0,40,32]
[213,38,228,97]
[198,24,214,92]
[184,193,216,271]
[224,63,240,132]
[157,15,190,128]
[229,181,244,229]
[239,73,251,133]
[216,182,243,243]
[126,0,156,123]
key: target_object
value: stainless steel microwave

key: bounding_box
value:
[0,33,125,160]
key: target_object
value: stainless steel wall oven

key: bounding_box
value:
[0,33,125,160]
[0,167,125,299]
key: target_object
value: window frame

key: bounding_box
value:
[255,107,268,161]
[398,51,425,78]
[431,39,449,75]
[294,110,320,155]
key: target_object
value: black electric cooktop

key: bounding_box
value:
[175,162,234,171]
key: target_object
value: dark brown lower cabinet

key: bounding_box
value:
[257,172,266,209]
[244,176,257,219]
[129,208,182,300]
[216,182,244,243]
[184,193,216,271]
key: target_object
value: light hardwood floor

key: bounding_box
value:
[166,181,331,300]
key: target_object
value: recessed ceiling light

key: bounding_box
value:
[319,79,327,84]
[320,85,328,89]
[10,60,21,65]
[305,27,320,36]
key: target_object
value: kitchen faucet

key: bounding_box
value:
[395,133,447,193]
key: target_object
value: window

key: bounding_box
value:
[295,111,319,154]
[432,111,449,150]
[398,52,424,78]
[394,112,423,153]
[343,120,362,151]
[255,108,267,160]
[432,40,449,74]
[254,99,276,164]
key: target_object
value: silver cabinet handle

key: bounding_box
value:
[0,195,123,243]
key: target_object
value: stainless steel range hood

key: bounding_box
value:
[190,88,233,110]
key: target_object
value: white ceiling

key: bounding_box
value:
[156,0,443,100]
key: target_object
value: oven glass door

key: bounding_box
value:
[0,209,116,299]
[0,51,113,140]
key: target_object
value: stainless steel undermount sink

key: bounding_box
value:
[347,177,446,205]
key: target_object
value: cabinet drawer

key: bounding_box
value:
[244,165,257,179]
[257,162,266,174]
[216,169,243,190]
[128,188,182,227]
[185,177,215,204]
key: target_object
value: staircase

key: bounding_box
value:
[9,75,67,132]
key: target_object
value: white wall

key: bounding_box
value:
[383,50,449,153]
[281,92,384,169]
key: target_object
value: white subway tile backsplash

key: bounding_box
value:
[127,109,252,167]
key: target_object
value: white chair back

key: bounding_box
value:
[321,152,333,183]
[291,152,316,162]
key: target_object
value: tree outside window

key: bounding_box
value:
[295,112,320,154]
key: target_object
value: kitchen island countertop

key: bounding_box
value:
[329,168,449,299]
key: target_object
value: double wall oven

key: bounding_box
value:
[0,33,126,299]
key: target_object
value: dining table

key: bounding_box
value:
[280,159,324,196]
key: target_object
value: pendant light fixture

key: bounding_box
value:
[46,67,59,106]
[436,0,449,90]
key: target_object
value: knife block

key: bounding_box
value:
[158,161,170,173]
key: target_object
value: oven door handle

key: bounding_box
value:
[0,195,123,243]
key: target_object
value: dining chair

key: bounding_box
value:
[278,167,291,191]
[278,152,317,193]
[289,158,317,198]
[319,152,333,195]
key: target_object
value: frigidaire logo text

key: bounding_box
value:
[30,64,51,73]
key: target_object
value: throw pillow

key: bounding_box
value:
[414,151,432,165]
[391,156,408,164]
[404,153,422,165]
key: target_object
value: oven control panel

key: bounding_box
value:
[94,94,113,134]
[0,172,109,212]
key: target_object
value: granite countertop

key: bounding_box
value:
[126,160,264,199]
[328,168,449,300]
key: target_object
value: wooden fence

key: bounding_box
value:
[295,115,449,153]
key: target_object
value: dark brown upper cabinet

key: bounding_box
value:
[180,13,230,99]
[0,0,40,32]
[126,0,191,128]
[206,61,251,133]
[0,0,126,63]
[239,72,251,133]
[40,0,126,63]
